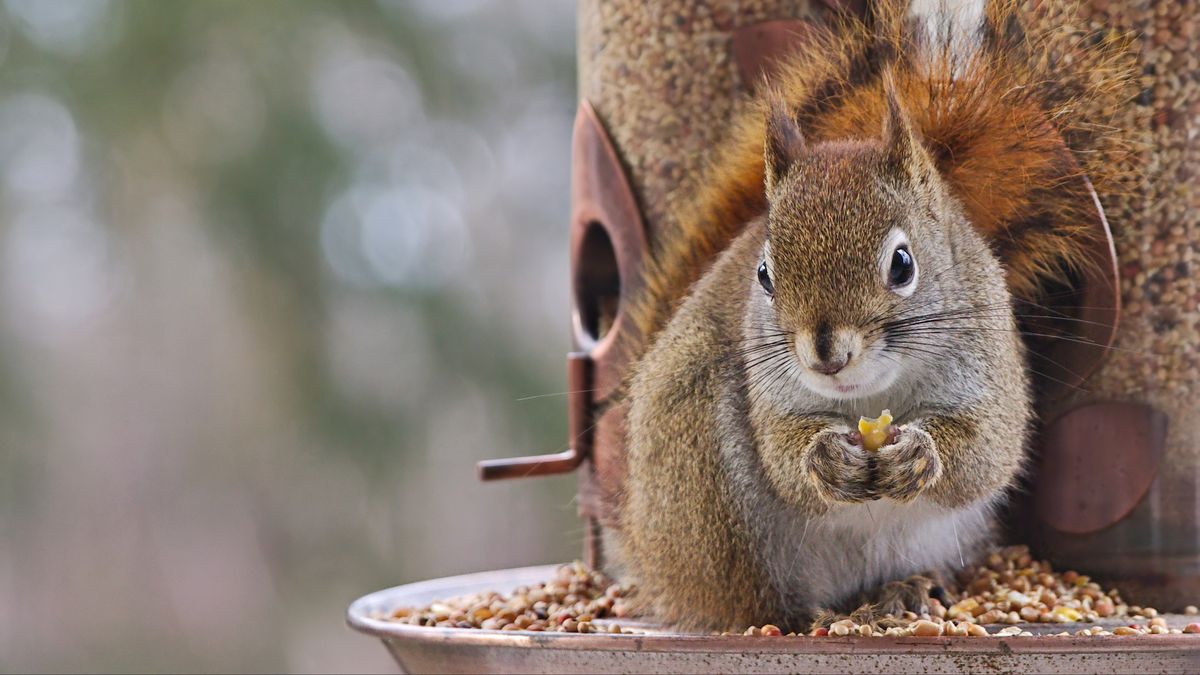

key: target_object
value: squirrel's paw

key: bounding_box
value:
[811,575,952,633]
[873,575,939,618]
[875,425,942,502]
[803,429,875,504]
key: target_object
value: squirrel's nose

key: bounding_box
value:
[810,353,851,376]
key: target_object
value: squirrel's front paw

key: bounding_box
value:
[803,429,875,504]
[875,426,942,502]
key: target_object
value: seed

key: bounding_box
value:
[1186,606,1199,615]
[1050,606,1083,623]
[1113,626,1140,636]
[912,620,942,636]
[1009,591,1034,607]
[948,622,970,637]
[977,609,1005,624]
[950,598,979,615]
[387,550,1187,640]
[1184,623,1200,634]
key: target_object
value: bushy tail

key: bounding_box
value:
[618,0,1139,380]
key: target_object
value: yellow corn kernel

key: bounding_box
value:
[858,409,893,452]
[1050,606,1083,623]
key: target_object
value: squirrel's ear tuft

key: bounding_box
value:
[764,90,806,193]
[881,75,935,186]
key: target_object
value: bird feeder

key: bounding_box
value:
[352,0,1200,670]
[478,0,1197,610]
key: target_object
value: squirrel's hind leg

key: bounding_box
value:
[807,604,904,633]
[809,572,953,633]
[871,574,940,618]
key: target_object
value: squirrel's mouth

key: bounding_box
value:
[801,351,901,401]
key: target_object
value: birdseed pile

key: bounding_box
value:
[382,561,635,634]
[381,546,1200,637]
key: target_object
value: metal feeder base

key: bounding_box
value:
[348,565,1200,674]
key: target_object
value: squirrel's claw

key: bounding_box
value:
[884,424,901,446]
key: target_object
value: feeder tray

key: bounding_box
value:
[347,565,1200,674]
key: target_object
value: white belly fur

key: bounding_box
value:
[761,496,996,610]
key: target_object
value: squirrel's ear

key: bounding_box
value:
[764,91,806,193]
[881,76,935,185]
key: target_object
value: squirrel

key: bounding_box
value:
[609,0,1138,632]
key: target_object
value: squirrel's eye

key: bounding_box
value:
[889,246,915,287]
[757,261,775,296]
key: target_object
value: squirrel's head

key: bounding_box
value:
[752,85,982,401]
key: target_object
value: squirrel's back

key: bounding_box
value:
[621,0,1138,371]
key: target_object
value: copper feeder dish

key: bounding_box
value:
[347,566,1200,674]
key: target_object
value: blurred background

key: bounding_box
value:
[0,1,580,671]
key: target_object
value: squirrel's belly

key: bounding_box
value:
[764,497,997,610]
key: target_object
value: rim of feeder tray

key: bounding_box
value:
[347,565,1200,658]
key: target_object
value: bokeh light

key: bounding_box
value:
[0,1,580,672]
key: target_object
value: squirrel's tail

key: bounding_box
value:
[617,0,1138,380]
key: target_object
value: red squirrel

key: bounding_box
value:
[610,0,1138,632]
